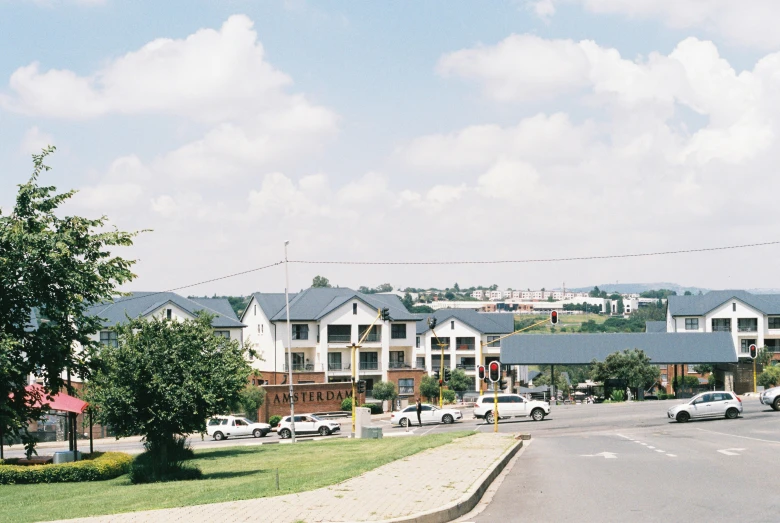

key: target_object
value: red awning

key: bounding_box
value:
[25,384,88,414]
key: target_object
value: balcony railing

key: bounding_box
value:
[327,334,351,343]
[457,364,476,371]
[738,326,757,332]
[359,362,380,371]
[283,363,319,372]
[456,344,475,351]
[328,363,350,371]
[388,361,411,369]
[712,326,731,332]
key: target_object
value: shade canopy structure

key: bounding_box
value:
[25,384,88,414]
[501,332,738,365]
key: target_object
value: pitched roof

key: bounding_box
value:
[86,292,245,328]
[416,309,515,335]
[190,298,239,320]
[501,332,737,365]
[645,321,667,333]
[265,288,419,322]
[667,290,780,316]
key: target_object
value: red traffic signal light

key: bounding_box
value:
[550,310,559,325]
[749,344,757,359]
[477,365,485,380]
[488,361,500,382]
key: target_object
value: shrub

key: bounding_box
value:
[361,403,383,415]
[269,415,282,428]
[0,452,132,485]
[610,390,625,402]
[442,389,457,404]
[341,397,353,411]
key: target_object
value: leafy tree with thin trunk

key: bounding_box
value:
[0,146,138,453]
[371,381,397,411]
[87,313,250,482]
[590,349,660,391]
[447,368,472,400]
[419,375,440,403]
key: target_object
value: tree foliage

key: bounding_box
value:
[590,349,660,388]
[312,275,332,288]
[230,384,266,422]
[447,368,472,398]
[0,147,139,440]
[419,375,440,403]
[758,365,780,388]
[371,381,397,404]
[87,314,251,464]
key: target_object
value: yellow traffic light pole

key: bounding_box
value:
[349,308,389,438]
[430,327,447,408]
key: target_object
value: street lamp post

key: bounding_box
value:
[284,241,296,443]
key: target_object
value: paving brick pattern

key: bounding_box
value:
[47,433,514,523]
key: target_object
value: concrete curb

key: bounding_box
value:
[343,435,526,523]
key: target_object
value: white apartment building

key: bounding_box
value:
[415,309,515,391]
[666,290,780,358]
[471,290,484,299]
[241,288,419,390]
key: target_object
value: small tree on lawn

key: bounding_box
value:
[758,365,780,389]
[590,349,660,398]
[87,313,251,482]
[419,375,440,403]
[230,384,266,422]
[448,369,472,400]
[371,381,397,411]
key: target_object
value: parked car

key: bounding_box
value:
[389,404,463,427]
[277,414,341,438]
[473,393,550,423]
[206,415,271,440]
[760,386,780,410]
[667,391,742,422]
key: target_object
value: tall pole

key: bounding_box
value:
[284,241,296,443]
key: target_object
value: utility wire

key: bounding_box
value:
[289,240,780,266]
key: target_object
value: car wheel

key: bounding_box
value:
[318,426,331,436]
[213,431,225,441]
[531,408,545,421]
[400,418,409,427]
[773,397,780,411]
[253,429,263,438]
[726,407,739,419]
[676,411,690,423]
[279,428,291,439]
[442,414,454,424]
[485,411,495,424]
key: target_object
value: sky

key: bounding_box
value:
[2,0,780,295]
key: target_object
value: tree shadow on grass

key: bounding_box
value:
[203,470,264,480]
[195,447,266,460]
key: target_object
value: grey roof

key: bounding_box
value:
[190,298,239,320]
[527,370,542,383]
[244,293,293,322]
[501,333,737,365]
[416,310,515,335]
[645,321,667,333]
[86,292,245,328]
[267,288,419,322]
[667,290,780,316]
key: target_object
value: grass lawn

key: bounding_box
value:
[514,313,609,334]
[0,431,473,523]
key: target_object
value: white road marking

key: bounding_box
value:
[655,450,664,453]
[696,428,780,445]
[667,454,677,457]
[581,452,617,459]
[717,448,746,456]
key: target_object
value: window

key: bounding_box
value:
[359,325,380,342]
[398,378,414,395]
[353,303,357,315]
[740,339,756,354]
[738,318,758,332]
[733,302,736,312]
[712,318,731,332]
[328,325,351,343]
[257,324,261,334]
[416,357,425,369]
[254,305,257,316]
[416,336,420,348]
[100,330,118,348]
[487,335,500,347]
[766,339,780,352]
[389,351,406,368]
[687,364,696,373]
[456,337,476,350]
[661,373,667,382]
[685,318,699,330]
[328,352,342,371]
[359,351,378,370]
[292,324,309,340]
[769,317,780,329]
[214,330,230,338]
[391,324,407,339]
[166,308,172,320]
[451,320,455,330]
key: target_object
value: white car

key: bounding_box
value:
[390,404,463,427]
[277,414,341,438]
[206,415,271,440]
[667,391,743,422]
[760,386,780,410]
[473,393,550,423]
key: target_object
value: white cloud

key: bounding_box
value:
[535,0,780,50]
[19,126,53,154]
[71,183,143,210]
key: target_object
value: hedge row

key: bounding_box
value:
[0,452,133,484]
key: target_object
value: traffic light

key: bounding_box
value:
[750,344,757,359]
[498,377,508,391]
[433,370,440,381]
[444,368,451,382]
[550,310,559,325]
[380,307,392,321]
[428,317,437,329]
[357,380,366,394]
[477,365,486,381]
[488,361,500,383]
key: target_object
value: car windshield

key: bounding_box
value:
[241,418,253,425]
[309,415,321,421]
[207,418,223,426]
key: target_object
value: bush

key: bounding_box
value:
[128,436,202,484]
[442,389,456,404]
[361,403,383,415]
[610,390,625,402]
[0,452,132,484]
[341,397,353,411]
[269,415,282,428]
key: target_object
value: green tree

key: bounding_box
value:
[590,349,660,389]
[758,365,780,388]
[589,286,601,298]
[87,314,250,482]
[230,384,266,422]
[447,368,472,400]
[312,275,331,288]
[445,291,455,300]
[371,381,397,410]
[0,147,139,450]
[453,283,460,292]
[684,291,693,296]
[693,364,713,375]
[374,283,393,293]
[757,347,773,367]
[419,375,440,403]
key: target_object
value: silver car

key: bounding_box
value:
[667,391,742,423]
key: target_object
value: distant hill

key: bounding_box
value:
[568,283,709,295]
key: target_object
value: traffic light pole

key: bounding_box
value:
[430,327,447,408]
[350,308,387,438]
[753,358,757,393]
[493,380,499,433]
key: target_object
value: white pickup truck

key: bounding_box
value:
[760,386,780,410]
[206,415,271,440]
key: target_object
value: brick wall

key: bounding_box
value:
[259,382,354,422]
[387,368,426,398]
[253,371,326,386]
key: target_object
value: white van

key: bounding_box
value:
[473,393,550,423]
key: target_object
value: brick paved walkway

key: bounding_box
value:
[47,433,517,523]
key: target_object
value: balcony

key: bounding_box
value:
[712,326,731,332]
[359,362,381,371]
[283,363,319,372]
[388,362,411,369]
[327,334,351,343]
[457,364,476,371]
[456,344,475,351]
[738,326,758,333]
[328,363,351,371]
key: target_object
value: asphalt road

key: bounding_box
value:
[452,398,780,523]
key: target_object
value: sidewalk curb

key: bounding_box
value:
[346,435,525,523]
